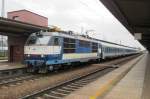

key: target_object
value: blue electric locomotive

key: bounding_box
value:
[24,31,138,73]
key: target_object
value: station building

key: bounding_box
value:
[5,10,48,62]
[7,9,48,27]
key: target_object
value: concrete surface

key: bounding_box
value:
[102,54,147,99]
[0,61,25,70]
[142,54,150,99]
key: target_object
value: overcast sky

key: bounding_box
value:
[0,0,144,49]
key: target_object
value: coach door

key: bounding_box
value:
[53,37,61,54]
[98,44,102,59]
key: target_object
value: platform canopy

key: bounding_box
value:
[100,0,150,50]
[0,17,49,36]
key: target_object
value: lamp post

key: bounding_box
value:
[1,0,5,57]
[1,0,5,17]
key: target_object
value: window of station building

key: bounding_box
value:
[63,38,76,53]
[12,16,20,20]
[92,42,98,52]
[79,40,90,47]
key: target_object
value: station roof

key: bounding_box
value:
[100,0,150,50]
[0,17,49,36]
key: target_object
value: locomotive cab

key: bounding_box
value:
[24,32,62,73]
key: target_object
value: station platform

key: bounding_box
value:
[64,54,148,99]
[0,61,25,71]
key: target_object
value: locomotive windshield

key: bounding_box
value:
[26,33,51,45]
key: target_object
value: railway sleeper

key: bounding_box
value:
[70,83,83,87]
[62,87,76,91]
[43,93,61,99]
[57,89,72,93]
[66,85,81,89]
[51,91,68,96]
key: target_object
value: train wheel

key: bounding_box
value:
[97,59,101,63]
[27,67,34,73]
[48,66,54,71]
[27,68,31,72]
[38,67,48,73]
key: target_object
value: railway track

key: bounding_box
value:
[22,66,115,99]
[0,74,46,87]
[0,67,27,79]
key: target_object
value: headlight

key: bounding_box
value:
[27,54,30,57]
[41,54,44,58]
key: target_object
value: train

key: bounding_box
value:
[24,31,139,73]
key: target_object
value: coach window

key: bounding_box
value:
[53,37,59,46]
[63,38,76,53]
[107,48,108,53]
[92,43,98,52]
